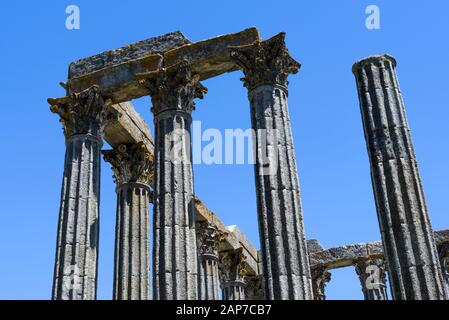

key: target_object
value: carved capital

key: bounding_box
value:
[219,248,248,284]
[102,142,153,187]
[311,265,331,300]
[137,61,207,116]
[48,85,117,138]
[229,32,300,90]
[196,222,225,260]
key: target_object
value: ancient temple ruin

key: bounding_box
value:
[48,28,449,300]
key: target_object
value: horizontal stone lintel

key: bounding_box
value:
[66,27,261,103]
[310,229,449,270]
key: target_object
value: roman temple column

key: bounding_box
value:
[137,61,207,300]
[355,258,388,300]
[49,85,116,300]
[103,142,153,300]
[196,222,223,300]
[352,55,447,300]
[219,249,248,300]
[229,33,313,300]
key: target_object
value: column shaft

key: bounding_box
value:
[230,33,313,300]
[113,184,150,300]
[198,258,221,300]
[222,281,245,300]
[353,55,447,300]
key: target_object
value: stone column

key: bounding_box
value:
[245,275,265,300]
[219,249,248,300]
[355,258,388,300]
[49,85,116,300]
[438,242,449,294]
[311,266,331,300]
[196,222,223,300]
[229,33,313,300]
[353,55,447,300]
[103,142,153,300]
[138,61,207,300]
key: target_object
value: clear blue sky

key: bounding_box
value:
[0,1,448,300]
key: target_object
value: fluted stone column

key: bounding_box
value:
[49,85,116,300]
[353,55,447,300]
[103,143,153,300]
[355,258,388,300]
[219,249,247,300]
[311,266,331,300]
[438,242,449,294]
[196,222,223,300]
[229,33,313,300]
[138,61,206,300]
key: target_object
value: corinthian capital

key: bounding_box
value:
[102,142,153,187]
[311,265,331,300]
[136,61,207,116]
[229,32,300,90]
[48,85,118,138]
[196,222,225,259]
[219,248,248,283]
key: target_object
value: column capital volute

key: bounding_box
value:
[229,32,300,90]
[48,85,118,139]
[102,142,153,187]
[136,61,208,117]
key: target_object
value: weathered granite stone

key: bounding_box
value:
[353,55,447,300]
[219,249,248,300]
[49,86,116,300]
[67,28,260,103]
[311,266,331,300]
[229,32,313,300]
[355,258,388,300]
[69,31,191,79]
[139,62,205,300]
[196,222,223,300]
[438,242,449,294]
[245,275,265,300]
[103,143,153,300]
[307,240,325,254]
